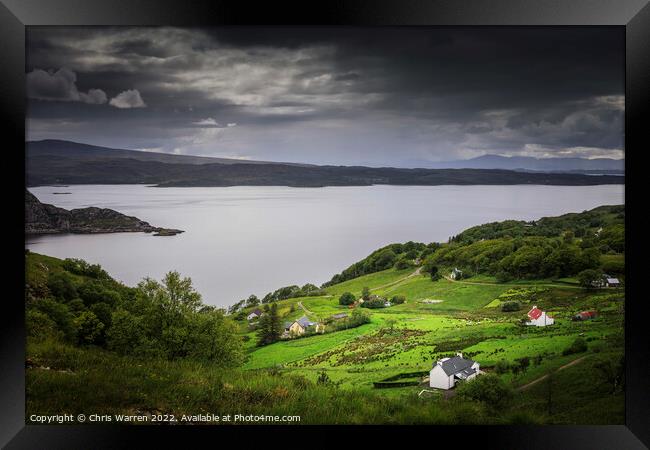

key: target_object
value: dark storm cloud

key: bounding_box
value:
[25,27,624,164]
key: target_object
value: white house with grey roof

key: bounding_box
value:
[429,353,480,390]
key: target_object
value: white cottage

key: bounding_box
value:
[526,306,554,327]
[429,353,480,390]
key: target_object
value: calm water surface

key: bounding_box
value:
[26,184,624,307]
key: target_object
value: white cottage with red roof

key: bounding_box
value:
[526,305,554,327]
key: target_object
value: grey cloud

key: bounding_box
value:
[26,27,624,165]
[27,68,107,104]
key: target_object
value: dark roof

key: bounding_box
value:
[250,309,262,316]
[332,313,348,319]
[436,356,476,376]
[296,316,316,327]
[455,367,477,379]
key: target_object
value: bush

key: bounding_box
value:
[62,258,110,279]
[455,374,513,409]
[339,292,356,306]
[361,296,386,309]
[494,359,510,375]
[501,301,521,312]
[394,256,412,270]
[73,311,104,345]
[26,309,61,341]
[46,272,78,301]
[390,295,406,305]
[577,269,604,289]
[562,337,588,356]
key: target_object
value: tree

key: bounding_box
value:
[73,311,104,345]
[422,256,440,280]
[257,303,281,346]
[361,287,371,301]
[515,356,530,374]
[245,295,260,308]
[593,355,625,394]
[339,292,356,306]
[578,269,604,289]
[47,272,78,301]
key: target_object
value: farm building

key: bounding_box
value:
[331,313,348,320]
[605,278,621,287]
[573,310,598,321]
[247,309,263,321]
[526,306,554,327]
[429,353,480,390]
[450,268,463,280]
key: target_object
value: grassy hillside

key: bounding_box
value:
[25,205,625,425]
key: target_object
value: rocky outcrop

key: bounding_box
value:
[25,190,183,236]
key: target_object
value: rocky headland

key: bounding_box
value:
[25,190,183,236]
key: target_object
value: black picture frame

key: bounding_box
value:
[2,0,648,447]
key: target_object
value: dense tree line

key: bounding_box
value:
[323,242,436,286]
[450,205,624,246]
[26,255,244,366]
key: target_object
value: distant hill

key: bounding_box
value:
[27,139,311,166]
[26,140,624,187]
[427,154,624,172]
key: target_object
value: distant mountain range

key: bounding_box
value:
[425,154,624,172]
[26,140,624,187]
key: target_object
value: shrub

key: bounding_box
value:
[361,296,386,309]
[339,292,356,306]
[46,272,78,301]
[562,337,588,356]
[455,374,513,409]
[577,269,604,289]
[394,257,412,270]
[26,309,61,341]
[501,301,521,312]
[317,370,331,385]
[494,359,510,375]
[73,311,104,345]
[390,295,406,305]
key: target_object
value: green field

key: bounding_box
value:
[237,267,625,407]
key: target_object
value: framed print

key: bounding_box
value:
[2,0,649,447]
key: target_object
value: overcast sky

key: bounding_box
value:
[26,27,624,166]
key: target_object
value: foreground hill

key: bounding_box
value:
[26,140,624,187]
[25,190,183,235]
[25,205,624,425]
